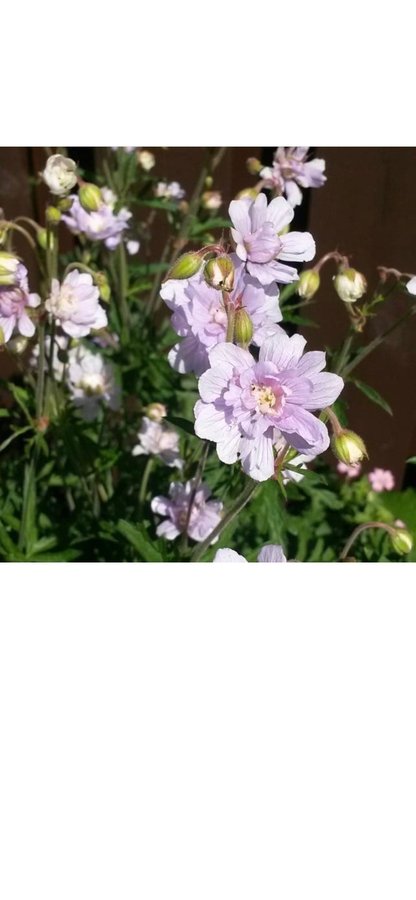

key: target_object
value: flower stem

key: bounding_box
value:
[181,441,211,554]
[190,478,258,562]
[139,457,154,510]
[339,521,396,561]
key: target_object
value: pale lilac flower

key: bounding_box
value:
[368,468,395,492]
[67,343,120,420]
[45,270,107,338]
[126,240,140,255]
[194,332,343,482]
[151,480,223,542]
[260,147,326,208]
[62,188,132,249]
[214,545,286,562]
[155,181,186,201]
[132,417,183,469]
[162,256,282,377]
[229,193,315,286]
[0,264,40,343]
[337,460,362,479]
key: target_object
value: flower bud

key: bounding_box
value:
[234,308,254,346]
[166,252,202,281]
[204,255,234,292]
[46,205,61,226]
[0,251,20,285]
[391,528,413,556]
[7,335,28,354]
[333,268,367,303]
[298,268,320,300]
[246,157,263,175]
[79,183,102,213]
[37,229,55,251]
[42,154,77,196]
[137,150,155,171]
[201,190,222,211]
[145,402,167,422]
[331,429,368,465]
[235,187,259,200]
[57,197,73,212]
[99,282,111,303]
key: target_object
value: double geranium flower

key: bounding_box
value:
[194,331,343,481]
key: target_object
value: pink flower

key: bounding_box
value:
[45,270,107,338]
[162,256,283,376]
[214,545,286,562]
[368,468,395,492]
[337,460,362,479]
[229,193,315,286]
[132,417,183,469]
[260,147,326,208]
[194,332,343,482]
[62,190,132,249]
[0,264,40,343]
[151,480,223,542]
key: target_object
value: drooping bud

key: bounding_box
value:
[137,150,155,172]
[297,268,320,300]
[37,229,55,251]
[42,154,78,196]
[7,335,28,354]
[201,190,222,211]
[46,205,61,226]
[79,183,102,213]
[204,255,235,292]
[234,308,254,346]
[145,402,167,422]
[333,268,367,303]
[331,429,368,465]
[166,252,203,281]
[0,251,20,286]
[391,528,413,556]
[246,157,263,175]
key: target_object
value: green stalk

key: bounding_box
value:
[139,457,154,510]
[340,521,396,561]
[190,478,258,562]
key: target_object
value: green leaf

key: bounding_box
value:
[7,383,33,423]
[406,457,416,464]
[135,198,181,213]
[190,217,232,235]
[351,378,393,415]
[118,520,164,562]
[0,425,33,454]
[0,409,10,418]
[166,416,196,437]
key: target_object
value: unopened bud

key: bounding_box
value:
[235,187,258,200]
[57,197,73,212]
[0,251,20,285]
[137,150,155,172]
[201,190,222,211]
[234,308,254,346]
[145,402,167,422]
[99,282,111,303]
[46,205,61,226]
[333,268,367,303]
[7,335,28,354]
[298,269,320,300]
[204,255,234,292]
[37,229,55,251]
[79,183,102,213]
[391,528,413,556]
[166,252,202,281]
[246,157,263,175]
[42,154,77,197]
[331,429,368,465]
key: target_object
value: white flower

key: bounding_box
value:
[333,268,367,303]
[138,150,155,171]
[67,344,120,420]
[132,417,183,468]
[155,181,185,201]
[42,154,78,196]
[45,270,107,338]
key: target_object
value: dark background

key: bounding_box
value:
[1,147,415,484]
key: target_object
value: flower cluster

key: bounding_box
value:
[257,147,326,207]
[151,480,222,542]
[194,332,343,481]
[62,187,132,249]
[368,468,395,492]
[161,255,283,377]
